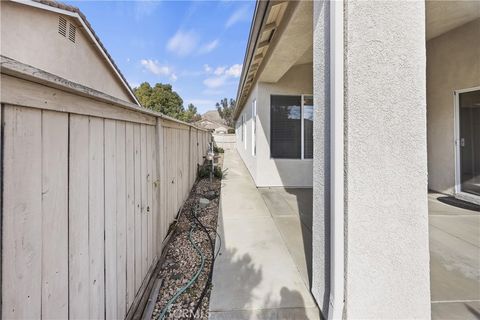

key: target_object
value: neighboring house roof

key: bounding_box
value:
[234,0,292,120]
[13,0,140,105]
[195,119,231,131]
[202,110,226,125]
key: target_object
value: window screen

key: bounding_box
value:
[271,95,302,158]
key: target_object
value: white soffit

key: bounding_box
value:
[426,0,480,40]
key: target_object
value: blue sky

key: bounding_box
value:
[67,0,254,114]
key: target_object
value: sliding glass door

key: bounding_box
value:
[457,88,480,196]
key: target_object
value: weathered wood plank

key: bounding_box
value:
[152,124,159,261]
[133,123,142,292]
[69,114,90,319]
[105,119,118,320]
[41,110,69,319]
[156,121,167,253]
[116,121,127,318]
[2,106,42,319]
[89,116,105,319]
[125,122,136,307]
[1,74,156,125]
[146,125,154,268]
[140,124,148,276]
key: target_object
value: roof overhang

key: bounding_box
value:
[10,0,141,105]
[426,0,480,40]
[234,0,295,120]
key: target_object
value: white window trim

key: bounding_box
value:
[270,93,313,160]
[252,100,256,157]
[453,86,480,205]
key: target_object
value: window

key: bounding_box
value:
[243,114,247,149]
[270,95,313,159]
[252,100,257,156]
[303,96,313,159]
[240,115,244,142]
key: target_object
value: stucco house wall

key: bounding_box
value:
[427,18,480,194]
[1,1,134,103]
[236,83,258,182]
[343,1,430,318]
[255,62,313,187]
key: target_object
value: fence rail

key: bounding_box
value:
[0,59,211,319]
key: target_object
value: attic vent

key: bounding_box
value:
[68,23,76,43]
[58,16,67,36]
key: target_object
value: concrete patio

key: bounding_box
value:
[209,149,319,319]
[209,149,480,319]
[428,193,480,319]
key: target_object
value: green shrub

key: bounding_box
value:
[214,146,224,154]
[227,128,235,134]
[197,163,224,179]
[213,166,223,179]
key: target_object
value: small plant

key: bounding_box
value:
[213,166,223,179]
[197,163,224,179]
[227,128,235,134]
[214,146,224,154]
[197,165,211,179]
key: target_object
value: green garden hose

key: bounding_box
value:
[159,223,205,320]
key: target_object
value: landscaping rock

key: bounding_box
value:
[199,198,210,208]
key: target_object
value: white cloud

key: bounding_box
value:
[140,59,178,81]
[204,64,212,73]
[225,64,242,77]
[203,76,227,89]
[198,39,219,54]
[134,1,160,21]
[225,6,250,28]
[167,30,198,56]
[203,63,242,89]
[214,66,226,75]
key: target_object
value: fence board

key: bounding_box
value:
[116,121,128,318]
[69,114,90,319]
[41,110,69,319]
[105,119,118,320]
[147,125,154,267]
[125,122,136,307]
[2,106,42,319]
[133,124,142,292]
[140,124,148,276]
[89,116,105,320]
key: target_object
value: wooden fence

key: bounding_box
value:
[0,59,211,319]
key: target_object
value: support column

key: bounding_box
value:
[312,0,331,316]
[343,1,430,318]
[313,0,431,318]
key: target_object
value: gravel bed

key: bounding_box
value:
[151,156,223,320]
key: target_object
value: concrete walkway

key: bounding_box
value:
[209,150,320,319]
[428,193,480,319]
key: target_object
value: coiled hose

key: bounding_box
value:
[158,221,205,319]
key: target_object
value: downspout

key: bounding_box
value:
[328,0,345,319]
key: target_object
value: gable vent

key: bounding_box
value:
[58,16,67,36]
[68,23,76,43]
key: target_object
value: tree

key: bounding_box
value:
[216,98,236,127]
[181,103,202,123]
[134,82,191,121]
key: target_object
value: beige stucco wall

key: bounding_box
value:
[427,18,480,194]
[256,63,313,187]
[343,1,430,318]
[236,83,258,182]
[236,63,314,187]
[1,1,134,102]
